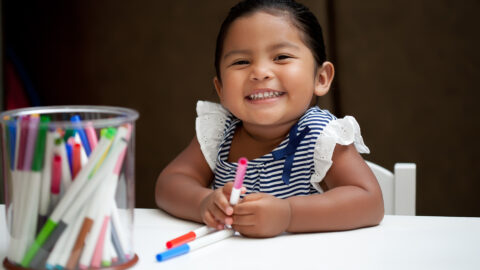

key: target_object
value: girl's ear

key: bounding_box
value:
[213,76,223,99]
[314,61,335,97]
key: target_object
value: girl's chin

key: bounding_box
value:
[241,113,288,127]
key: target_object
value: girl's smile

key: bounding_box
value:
[246,88,286,102]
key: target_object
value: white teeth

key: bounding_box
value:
[248,91,282,100]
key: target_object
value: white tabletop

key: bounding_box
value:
[1,205,480,270]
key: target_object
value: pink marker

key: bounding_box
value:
[229,157,248,205]
[91,216,110,268]
[85,122,98,151]
[16,115,30,170]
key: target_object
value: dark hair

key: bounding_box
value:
[214,0,327,81]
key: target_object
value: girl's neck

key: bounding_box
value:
[242,121,294,142]
[228,119,297,162]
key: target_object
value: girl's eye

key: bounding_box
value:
[274,55,291,61]
[232,60,249,66]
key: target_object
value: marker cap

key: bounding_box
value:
[156,244,190,262]
[233,157,248,189]
[166,231,196,249]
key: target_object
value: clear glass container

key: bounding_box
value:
[0,106,139,269]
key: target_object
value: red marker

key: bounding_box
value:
[72,143,81,179]
[165,226,216,249]
[51,155,62,207]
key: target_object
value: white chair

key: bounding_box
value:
[366,161,416,215]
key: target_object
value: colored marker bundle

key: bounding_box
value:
[0,107,138,270]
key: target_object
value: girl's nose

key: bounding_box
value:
[249,64,273,81]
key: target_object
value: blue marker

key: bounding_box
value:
[70,115,91,156]
[65,143,73,175]
[7,119,17,170]
[156,229,234,262]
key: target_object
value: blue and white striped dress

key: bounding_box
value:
[195,101,370,199]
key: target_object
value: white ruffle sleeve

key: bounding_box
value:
[310,116,370,192]
[195,101,230,171]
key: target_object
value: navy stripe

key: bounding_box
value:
[213,106,335,198]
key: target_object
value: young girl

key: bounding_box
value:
[156,0,384,238]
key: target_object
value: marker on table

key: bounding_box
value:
[156,229,235,262]
[165,226,216,249]
[161,157,248,258]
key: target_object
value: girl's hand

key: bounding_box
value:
[232,193,291,238]
[199,182,236,230]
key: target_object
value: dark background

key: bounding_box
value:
[1,0,479,216]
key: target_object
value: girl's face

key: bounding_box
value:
[214,11,330,129]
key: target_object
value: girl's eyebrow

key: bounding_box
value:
[268,42,300,51]
[223,42,301,60]
[223,49,251,60]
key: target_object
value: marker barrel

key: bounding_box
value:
[166,226,217,249]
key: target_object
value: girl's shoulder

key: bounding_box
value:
[303,106,368,152]
[300,106,337,129]
[309,106,370,191]
[195,101,231,171]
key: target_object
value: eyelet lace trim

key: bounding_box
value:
[195,101,230,171]
[311,116,370,192]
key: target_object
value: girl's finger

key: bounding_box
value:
[214,192,234,215]
[241,193,265,202]
[231,224,258,238]
[232,213,256,226]
[221,182,234,197]
[203,211,221,229]
[209,203,231,224]
[232,200,257,215]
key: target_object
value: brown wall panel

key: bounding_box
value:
[3,1,479,215]
[333,0,480,215]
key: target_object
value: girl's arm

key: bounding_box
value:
[155,136,237,229]
[286,143,384,232]
[155,136,214,222]
[232,143,384,237]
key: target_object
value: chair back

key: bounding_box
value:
[366,161,416,215]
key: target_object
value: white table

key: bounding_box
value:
[1,205,480,270]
